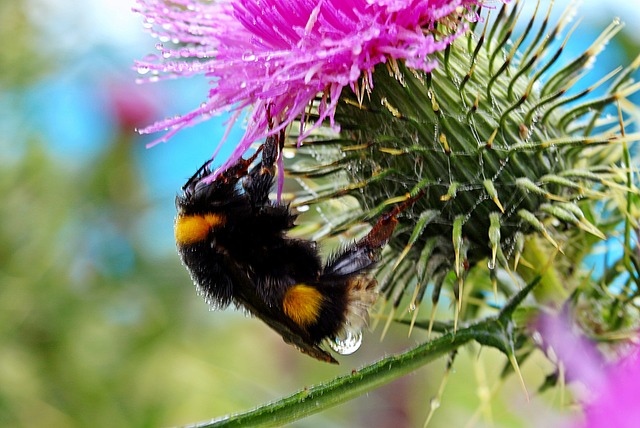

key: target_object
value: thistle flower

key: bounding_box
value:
[134,0,481,175]
[538,312,640,428]
[581,346,640,428]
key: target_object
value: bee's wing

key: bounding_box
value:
[252,308,338,364]
[222,252,338,364]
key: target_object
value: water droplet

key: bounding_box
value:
[137,66,150,75]
[430,397,441,410]
[487,259,495,270]
[408,302,416,312]
[328,330,362,355]
[242,52,256,61]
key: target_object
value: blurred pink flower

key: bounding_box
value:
[537,312,640,428]
[106,79,159,132]
[134,0,480,175]
[579,344,640,428]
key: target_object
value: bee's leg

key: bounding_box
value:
[181,159,213,192]
[260,129,284,172]
[324,191,425,277]
[363,191,425,249]
[243,129,285,208]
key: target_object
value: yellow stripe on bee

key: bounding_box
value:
[174,213,225,245]
[283,284,324,327]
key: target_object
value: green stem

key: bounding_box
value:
[621,140,638,289]
[193,324,485,427]
[193,276,542,427]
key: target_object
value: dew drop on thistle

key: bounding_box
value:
[328,330,363,355]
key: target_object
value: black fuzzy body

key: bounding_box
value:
[175,135,384,363]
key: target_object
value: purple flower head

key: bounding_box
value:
[579,344,640,428]
[537,311,607,392]
[135,0,480,177]
[537,312,640,428]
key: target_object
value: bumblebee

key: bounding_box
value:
[175,131,411,363]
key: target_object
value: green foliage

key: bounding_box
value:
[0,141,182,426]
[0,2,51,86]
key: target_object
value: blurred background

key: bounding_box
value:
[1,1,638,427]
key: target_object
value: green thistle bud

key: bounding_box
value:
[287,1,639,325]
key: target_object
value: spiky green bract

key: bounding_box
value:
[287,1,640,318]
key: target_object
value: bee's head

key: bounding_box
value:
[176,156,254,215]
